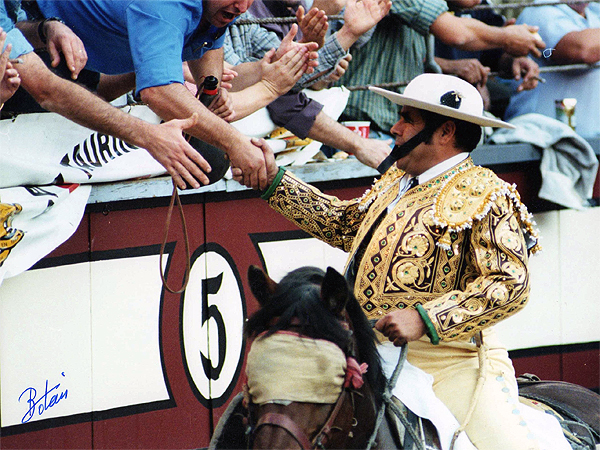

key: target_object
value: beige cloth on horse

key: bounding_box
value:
[246,332,346,404]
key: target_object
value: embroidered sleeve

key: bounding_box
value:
[424,195,532,341]
[265,171,366,252]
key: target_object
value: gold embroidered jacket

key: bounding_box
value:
[265,158,540,342]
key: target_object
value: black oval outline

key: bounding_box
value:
[179,242,247,410]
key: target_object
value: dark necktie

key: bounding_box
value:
[404,176,418,192]
[346,176,418,285]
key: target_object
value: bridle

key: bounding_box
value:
[248,313,365,449]
[252,389,353,449]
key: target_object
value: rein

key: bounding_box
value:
[254,390,351,450]
[365,344,425,450]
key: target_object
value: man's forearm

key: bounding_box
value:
[140,82,247,153]
[553,29,600,65]
[307,111,361,154]
[431,13,504,51]
[17,52,158,149]
[188,48,224,86]
[15,21,45,49]
[229,81,282,120]
[229,61,264,91]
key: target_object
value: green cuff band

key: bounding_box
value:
[261,167,286,200]
[416,304,440,345]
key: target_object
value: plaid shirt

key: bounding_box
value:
[224,12,347,90]
[334,0,448,133]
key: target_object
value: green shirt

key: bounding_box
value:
[335,0,448,133]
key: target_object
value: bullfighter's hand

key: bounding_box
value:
[231,138,278,188]
[375,309,427,347]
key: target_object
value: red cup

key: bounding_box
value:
[342,121,370,139]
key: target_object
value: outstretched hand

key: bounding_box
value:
[231,137,278,189]
[343,0,392,39]
[145,113,214,190]
[261,46,311,96]
[297,6,328,49]
[354,138,392,169]
[502,24,545,58]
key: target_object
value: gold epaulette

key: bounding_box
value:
[428,166,541,253]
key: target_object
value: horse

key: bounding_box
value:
[210,265,600,450]
[210,265,440,449]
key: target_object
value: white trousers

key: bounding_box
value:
[378,328,571,450]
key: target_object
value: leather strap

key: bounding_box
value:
[159,182,191,294]
[376,128,430,174]
[376,114,449,174]
[312,390,350,448]
[255,412,314,449]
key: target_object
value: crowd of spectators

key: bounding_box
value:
[1,0,597,189]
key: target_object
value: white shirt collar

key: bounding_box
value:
[413,152,469,185]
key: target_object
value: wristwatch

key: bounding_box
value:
[37,17,66,44]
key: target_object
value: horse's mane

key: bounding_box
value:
[245,266,386,404]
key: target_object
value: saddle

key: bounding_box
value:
[517,374,600,449]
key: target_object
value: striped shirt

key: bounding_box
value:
[224,12,347,90]
[334,0,448,133]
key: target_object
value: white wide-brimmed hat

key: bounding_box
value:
[369,74,514,129]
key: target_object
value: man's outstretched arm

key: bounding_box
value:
[15,50,211,189]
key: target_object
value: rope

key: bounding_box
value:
[471,0,598,11]
[235,0,598,25]
[236,15,343,25]
[366,344,426,450]
[345,62,600,92]
[449,332,488,450]
[159,181,192,294]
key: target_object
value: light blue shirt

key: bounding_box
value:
[0,0,33,58]
[504,2,600,138]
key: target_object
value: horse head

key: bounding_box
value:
[244,265,386,449]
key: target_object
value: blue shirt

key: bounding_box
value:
[504,1,600,138]
[0,0,33,58]
[36,0,230,93]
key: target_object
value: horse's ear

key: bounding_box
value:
[321,267,349,315]
[248,265,278,306]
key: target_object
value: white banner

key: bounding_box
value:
[0,106,166,188]
[0,184,90,284]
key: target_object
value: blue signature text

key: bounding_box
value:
[19,372,68,424]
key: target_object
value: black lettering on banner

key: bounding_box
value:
[24,187,58,198]
[60,133,138,174]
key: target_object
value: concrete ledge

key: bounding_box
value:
[88,138,600,205]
